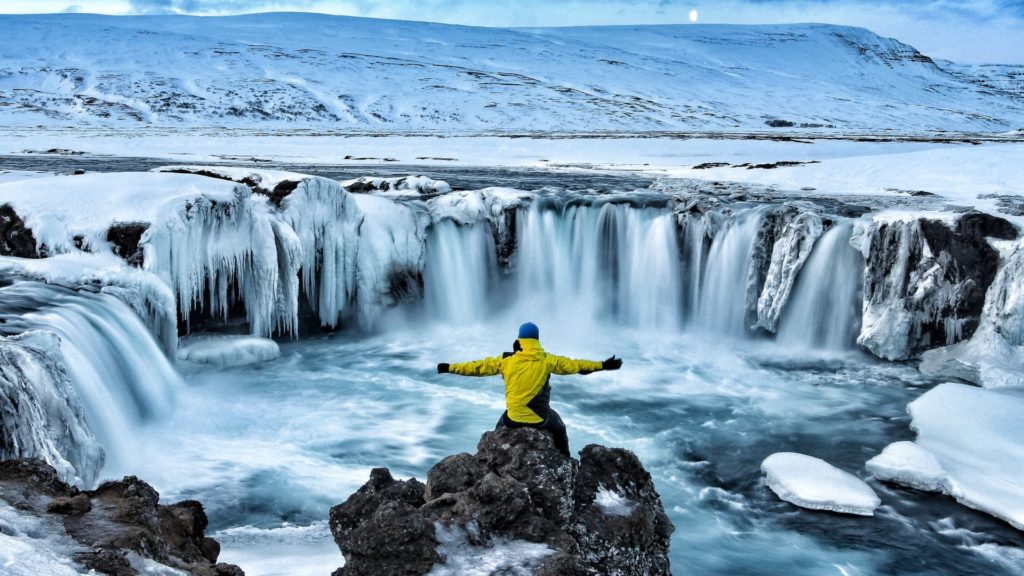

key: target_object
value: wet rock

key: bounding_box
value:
[330,428,673,575]
[570,445,674,576]
[47,493,92,515]
[0,459,243,576]
[329,468,437,576]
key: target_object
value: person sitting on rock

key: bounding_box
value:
[437,322,622,457]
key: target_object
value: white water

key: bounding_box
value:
[0,282,181,479]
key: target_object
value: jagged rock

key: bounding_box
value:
[858,211,1018,360]
[330,428,673,575]
[329,468,437,576]
[47,493,92,515]
[569,445,674,576]
[0,459,243,576]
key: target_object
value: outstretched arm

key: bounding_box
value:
[439,355,503,377]
[546,354,619,375]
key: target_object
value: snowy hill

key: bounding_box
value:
[0,13,1022,132]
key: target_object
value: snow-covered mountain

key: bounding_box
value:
[0,13,1021,132]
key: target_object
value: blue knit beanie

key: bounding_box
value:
[518,322,539,340]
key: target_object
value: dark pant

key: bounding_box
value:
[495,409,570,457]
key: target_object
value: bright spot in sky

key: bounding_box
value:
[689,9,698,22]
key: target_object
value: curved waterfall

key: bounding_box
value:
[0,281,182,481]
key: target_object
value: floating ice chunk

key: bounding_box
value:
[865,441,949,492]
[177,335,280,368]
[761,452,880,516]
[429,524,555,576]
[594,485,638,517]
[880,383,1024,531]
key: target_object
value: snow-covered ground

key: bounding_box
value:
[1,14,1021,132]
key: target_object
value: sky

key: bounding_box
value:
[0,0,1021,64]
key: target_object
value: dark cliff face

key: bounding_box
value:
[329,427,673,576]
[0,459,244,576]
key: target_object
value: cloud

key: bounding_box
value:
[127,0,326,14]
[63,4,83,11]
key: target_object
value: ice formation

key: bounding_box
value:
[176,335,281,368]
[869,383,1024,530]
[0,331,103,485]
[761,452,881,516]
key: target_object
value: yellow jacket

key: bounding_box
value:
[448,338,604,424]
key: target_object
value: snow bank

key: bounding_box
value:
[426,188,532,225]
[176,335,280,368]
[761,452,880,516]
[344,175,452,196]
[153,165,309,194]
[870,383,1024,530]
[0,172,240,255]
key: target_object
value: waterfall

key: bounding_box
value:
[511,201,684,330]
[424,220,500,323]
[776,222,864,350]
[691,209,766,337]
[0,281,182,478]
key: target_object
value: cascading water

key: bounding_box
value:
[776,222,864,350]
[689,208,767,336]
[512,201,684,330]
[423,219,501,324]
[0,281,182,479]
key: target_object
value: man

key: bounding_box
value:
[437,322,622,457]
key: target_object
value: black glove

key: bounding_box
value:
[602,356,622,371]
[437,363,450,374]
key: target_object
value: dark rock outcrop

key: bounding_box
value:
[0,459,243,576]
[0,203,40,258]
[106,222,148,267]
[329,428,673,575]
[859,210,1018,359]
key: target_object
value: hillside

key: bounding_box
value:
[0,13,1021,132]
